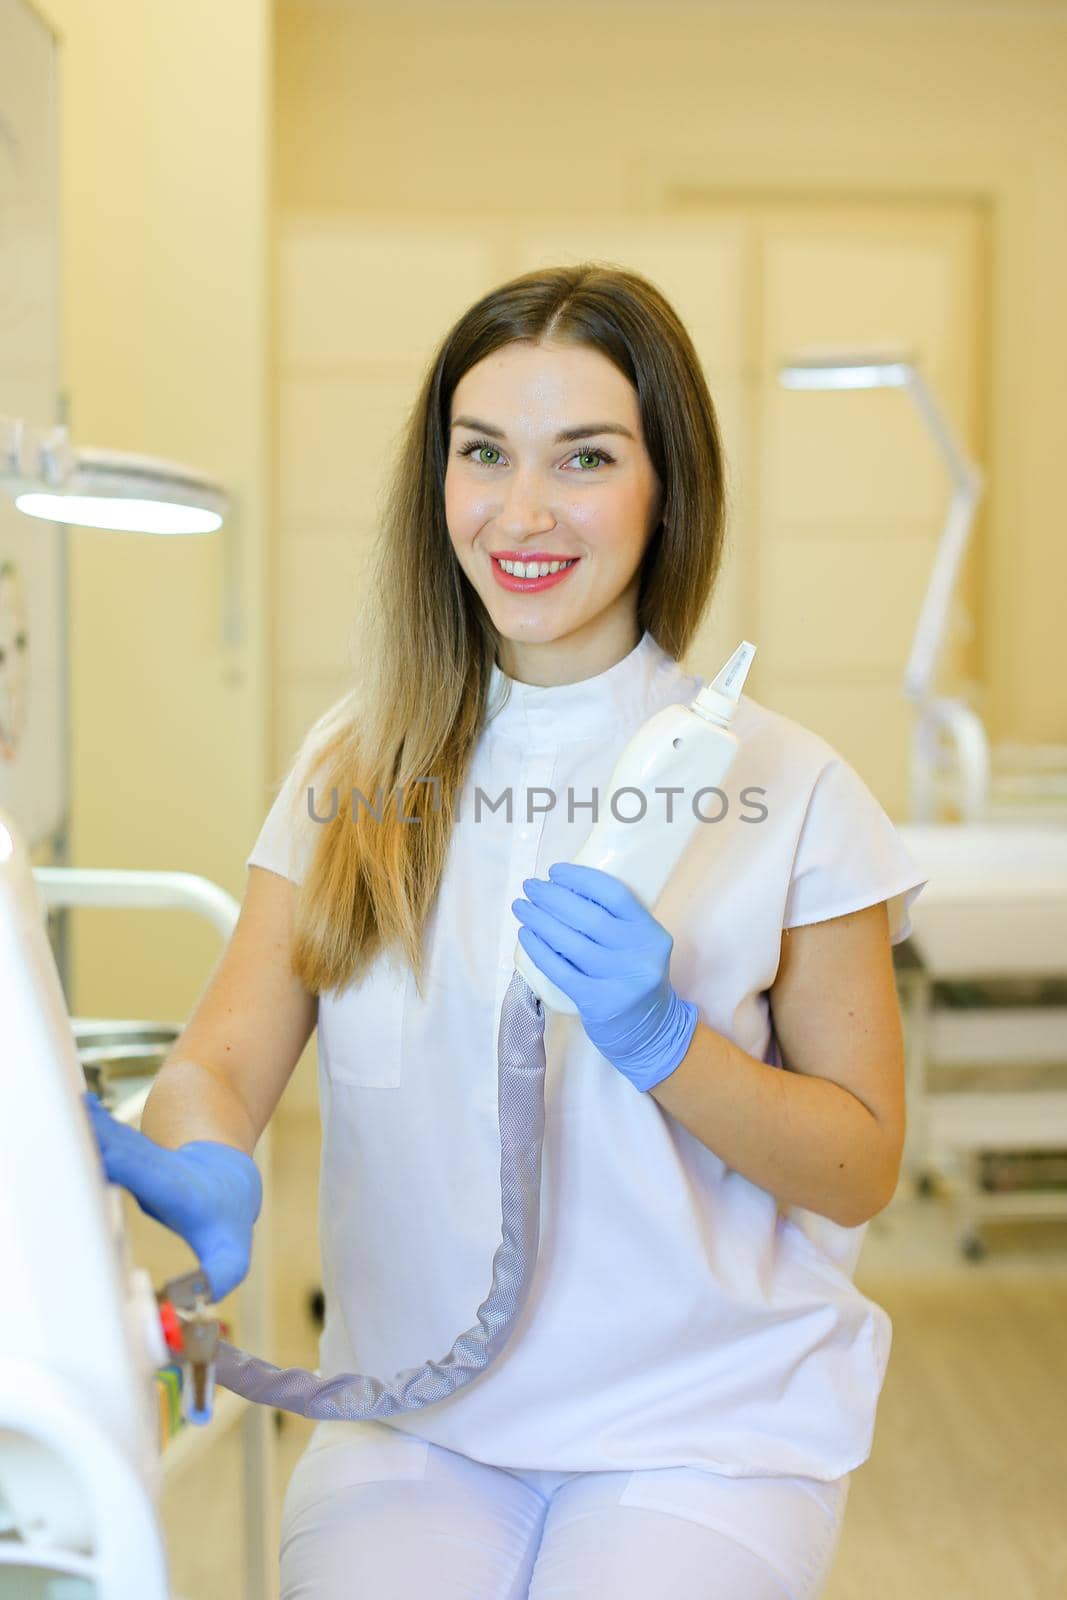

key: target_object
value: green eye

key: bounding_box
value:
[457,439,615,471]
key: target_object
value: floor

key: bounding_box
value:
[160,1110,1067,1600]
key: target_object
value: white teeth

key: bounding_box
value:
[497,557,577,579]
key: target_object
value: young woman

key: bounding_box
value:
[88,263,927,1598]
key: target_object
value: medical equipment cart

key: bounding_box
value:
[29,864,278,1600]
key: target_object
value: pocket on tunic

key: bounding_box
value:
[318,957,408,1088]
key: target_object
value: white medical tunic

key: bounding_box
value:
[247,630,928,1480]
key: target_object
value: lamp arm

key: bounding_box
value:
[0,414,75,490]
[903,481,982,701]
[901,370,984,703]
[903,369,983,495]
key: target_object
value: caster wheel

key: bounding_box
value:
[308,1286,326,1328]
[961,1233,986,1262]
[916,1173,936,1198]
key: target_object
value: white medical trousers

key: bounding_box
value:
[279,1420,851,1599]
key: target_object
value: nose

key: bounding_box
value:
[494,461,557,536]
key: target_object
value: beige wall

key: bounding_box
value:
[275,0,1067,745]
[34,0,272,1023]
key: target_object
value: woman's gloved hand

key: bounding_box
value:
[82,1091,263,1301]
[512,861,699,1093]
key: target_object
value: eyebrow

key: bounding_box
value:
[451,415,636,444]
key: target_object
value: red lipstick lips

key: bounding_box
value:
[490,553,581,595]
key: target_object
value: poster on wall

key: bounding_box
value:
[0,0,64,851]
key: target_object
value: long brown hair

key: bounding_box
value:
[289,262,728,1000]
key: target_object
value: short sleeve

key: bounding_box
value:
[245,733,323,886]
[782,756,929,946]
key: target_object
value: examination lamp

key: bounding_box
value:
[0,414,228,535]
[778,350,986,821]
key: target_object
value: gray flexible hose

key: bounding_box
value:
[212,971,546,1419]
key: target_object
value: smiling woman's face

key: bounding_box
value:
[444,339,663,684]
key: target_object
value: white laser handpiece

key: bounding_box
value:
[514,639,758,1014]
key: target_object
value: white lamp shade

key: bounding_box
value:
[778,351,915,390]
[11,446,228,534]
[0,421,229,535]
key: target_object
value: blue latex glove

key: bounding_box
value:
[82,1091,263,1301]
[511,861,699,1092]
